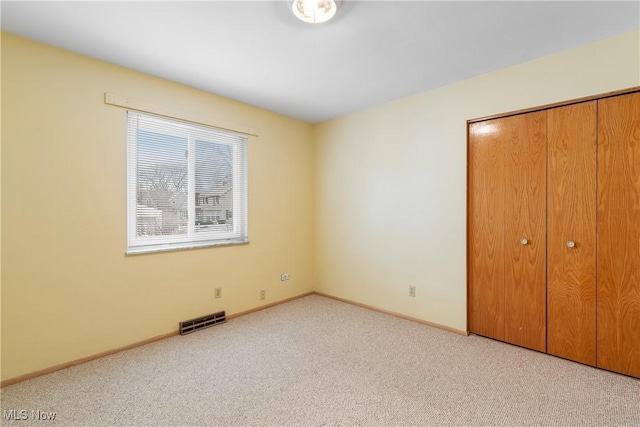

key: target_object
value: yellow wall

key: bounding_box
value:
[1,33,314,381]
[313,30,640,332]
[2,28,640,383]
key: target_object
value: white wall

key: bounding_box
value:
[313,30,640,332]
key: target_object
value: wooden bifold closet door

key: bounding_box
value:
[546,102,597,366]
[503,112,547,352]
[468,119,505,342]
[468,111,547,352]
[596,91,640,378]
[468,89,639,379]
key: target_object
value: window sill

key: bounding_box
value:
[126,238,249,256]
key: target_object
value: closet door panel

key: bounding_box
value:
[468,120,505,340]
[503,111,547,352]
[597,92,640,378]
[547,102,597,366]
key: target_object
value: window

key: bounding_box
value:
[127,111,247,254]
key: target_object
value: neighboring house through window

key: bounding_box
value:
[127,111,247,254]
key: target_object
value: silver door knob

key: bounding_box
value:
[566,240,576,248]
[520,238,528,245]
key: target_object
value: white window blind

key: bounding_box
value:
[127,111,247,254]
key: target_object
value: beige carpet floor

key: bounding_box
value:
[1,294,639,426]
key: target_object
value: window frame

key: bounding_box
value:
[126,111,248,255]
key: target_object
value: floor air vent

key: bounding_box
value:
[180,311,226,335]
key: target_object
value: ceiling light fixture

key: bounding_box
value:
[291,0,339,24]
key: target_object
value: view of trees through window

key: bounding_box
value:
[135,130,233,237]
[127,111,247,253]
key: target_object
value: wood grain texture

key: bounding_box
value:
[597,92,640,378]
[547,102,597,366]
[468,120,505,341]
[468,86,640,124]
[504,111,547,352]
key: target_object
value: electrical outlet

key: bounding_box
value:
[409,286,416,297]
[214,288,222,299]
[260,290,266,300]
[281,273,290,281]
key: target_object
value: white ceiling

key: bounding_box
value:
[2,1,639,123]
